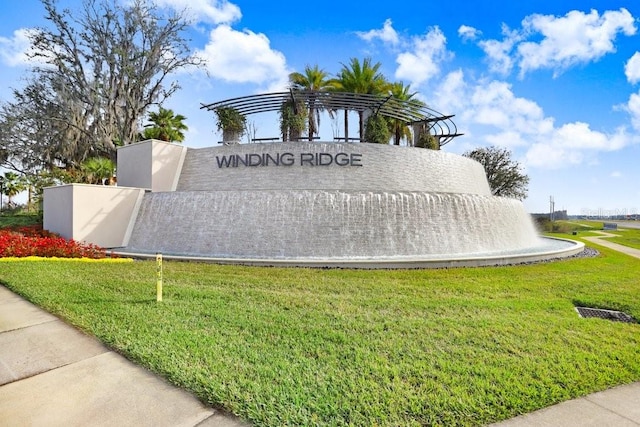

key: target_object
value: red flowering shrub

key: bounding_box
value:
[0,225,107,258]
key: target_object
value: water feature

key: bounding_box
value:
[123,142,582,268]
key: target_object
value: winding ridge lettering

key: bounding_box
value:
[215,152,363,168]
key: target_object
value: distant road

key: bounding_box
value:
[612,221,640,230]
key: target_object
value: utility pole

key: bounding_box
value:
[549,196,555,221]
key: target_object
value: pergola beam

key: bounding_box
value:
[201,90,462,145]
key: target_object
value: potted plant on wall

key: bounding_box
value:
[279,100,307,141]
[214,107,246,144]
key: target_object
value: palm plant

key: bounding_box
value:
[332,58,389,141]
[389,82,425,145]
[364,114,391,144]
[289,65,333,141]
[415,132,440,150]
[279,100,307,141]
[214,107,246,143]
[142,107,188,142]
[1,171,26,207]
[81,157,116,185]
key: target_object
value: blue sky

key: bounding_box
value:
[1,0,639,215]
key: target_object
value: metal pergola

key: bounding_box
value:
[201,90,463,146]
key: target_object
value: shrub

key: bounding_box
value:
[0,225,108,258]
[534,218,573,234]
[364,114,391,144]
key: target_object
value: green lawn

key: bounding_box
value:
[0,211,41,228]
[560,220,603,231]
[1,239,639,426]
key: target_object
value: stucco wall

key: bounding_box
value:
[43,184,146,248]
[117,139,187,192]
[43,185,74,240]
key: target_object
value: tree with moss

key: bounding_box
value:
[0,0,200,172]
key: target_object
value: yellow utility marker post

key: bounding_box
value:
[156,253,163,302]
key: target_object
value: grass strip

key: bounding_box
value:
[0,212,40,228]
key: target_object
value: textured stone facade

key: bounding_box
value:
[176,142,492,195]
[125,142,545,260]
[127,190,540,259]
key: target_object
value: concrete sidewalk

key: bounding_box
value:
[1,285,639,426]
[489,382,640,426]
[582,230,640,260]
[0,285,246,427]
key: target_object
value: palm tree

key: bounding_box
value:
[142,107,188,142]
[332,58,389,141]
[81,157,116,185]
[389,82,425,145]
[1,172,26,207]
[289,65,333,141]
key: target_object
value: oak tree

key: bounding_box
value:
[463,146,530,200]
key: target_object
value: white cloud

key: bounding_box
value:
[356,19,399,46]
[484,131,529,148]
[395,26,451,87]
[478,24,521,75]
[0,28,40,67]
[472,9,636,78]
[525,125,632,169]
[195,25,289,87]
[469,80,554,136]
[554,122,620,150]
[458,25,481,42]
[611,171,622,178]
[432,69,467,113]
[623,91,640,130]
[430,71,635,169]
[525,142,584,168]
[433,72,554,147]
[517,8,636,77]
[154,0,241,25]
[625,52,640,84]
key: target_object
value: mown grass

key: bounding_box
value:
[560,220,603,231]
[1,240,639,426]
[0,211,41,228]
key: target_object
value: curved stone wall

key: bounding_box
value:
[124,142,550,261]
[176,142,492,195]
[126,190,542,259]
